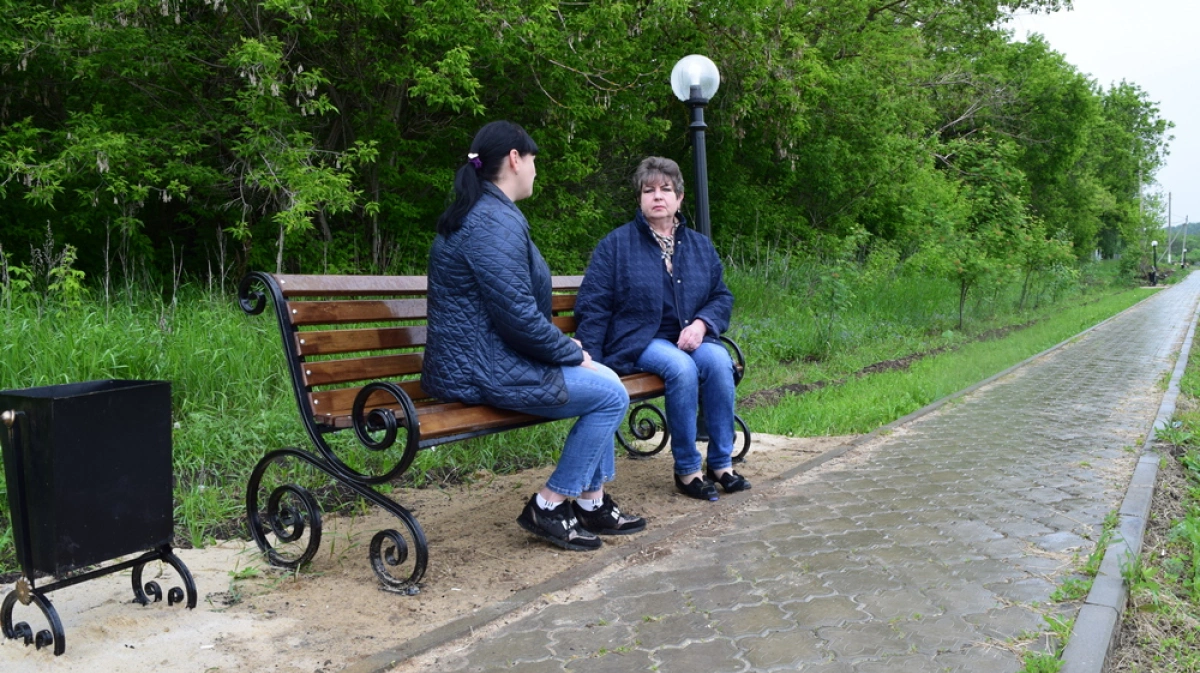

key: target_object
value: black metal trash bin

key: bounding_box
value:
[1,379,196,655]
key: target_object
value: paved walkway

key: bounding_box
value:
[391,276,1200,673]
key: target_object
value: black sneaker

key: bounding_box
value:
[572,494,647,536]
[517,494,603,551]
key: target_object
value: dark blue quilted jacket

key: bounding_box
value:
[575,211,734,375]
[423,184,584,408]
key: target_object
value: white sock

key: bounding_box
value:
[576,497,604,512]
[536,494,562,510]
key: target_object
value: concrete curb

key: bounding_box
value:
[1060,283,1200,673]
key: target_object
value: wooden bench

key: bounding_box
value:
[237,272,751,593]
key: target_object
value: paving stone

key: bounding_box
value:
[853,654,940,672]
[942,557,1026,585]
[861,543,943,570]
[656,564,740,592]
[923,581,1003,615]
[686,580,764,613]
[711,602,794,636]
[737,629,828,669]
[631,611,718,648]
[963,605,1048,641]
[469,658,566,673]
[763,533,828,557]
[605,590,689,622]
[802,516,870,536]
[739,552,806,581]
[817,621,913,661]
[459,628,555,665]
[895,613,979,655]
[548,621,637,659]
[821,528,893,551]
[759,573,835,603]
[932,645,1023,673]
[652,638,744,673]
[784,594,870,628]
[851,511,919,531]
[564,648,652,672]
[755,521,816,540]
[819,565,905,595]
[1031,530,1091,554]
[983,576,1058,604]
[854,588,943,621]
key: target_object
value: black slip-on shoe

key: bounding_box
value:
[675,473,720,501]
[706,468,752,493]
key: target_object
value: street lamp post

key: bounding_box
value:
[1182,247,1188,269]
[1151,240,1159,286]
[670,55,720,239]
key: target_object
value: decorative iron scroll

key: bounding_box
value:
[246,450,326,569]
[245,447,428,593]
[2,588,63,655]
[347,381,420,485]
[617,402,670,458]
[733,414,752,463]
[132,549,198,608]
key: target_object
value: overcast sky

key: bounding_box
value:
[1011,0,1200,231]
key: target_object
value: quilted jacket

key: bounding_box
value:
[423,183,584,409]
[574,210,734,376]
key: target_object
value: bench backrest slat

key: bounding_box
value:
[296,326,427,357]
[303,353,425,387]
[289,299,428,326]
[274,274,430,297]
[311,381,431,416]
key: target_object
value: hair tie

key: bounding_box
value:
[467,153,482,170]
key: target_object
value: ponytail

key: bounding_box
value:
[437,121,539,236]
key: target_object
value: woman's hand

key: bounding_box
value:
[580,348,597,370]
[677,319,707,352]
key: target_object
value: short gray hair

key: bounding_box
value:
[632,157,685,196]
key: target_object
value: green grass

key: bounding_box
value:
[0,259,1146,574]
[741,289,1149,437]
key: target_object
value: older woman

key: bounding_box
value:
[575,156,749,501]
[423,121,645,551]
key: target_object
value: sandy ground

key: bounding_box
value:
[0,433,853,672]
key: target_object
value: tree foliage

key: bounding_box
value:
[0,0,1174,289]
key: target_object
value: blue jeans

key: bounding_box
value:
[518,363,629,497]
[635,338,737,475]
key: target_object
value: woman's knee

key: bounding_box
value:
[588,367,630,413]
[656,350,699,384]
[694,343,734,380]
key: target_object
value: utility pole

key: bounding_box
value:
[1168,192,1173,264]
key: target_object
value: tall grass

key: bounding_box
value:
[0,259,1142,572]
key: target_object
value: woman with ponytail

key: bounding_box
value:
[423,121,645,552]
